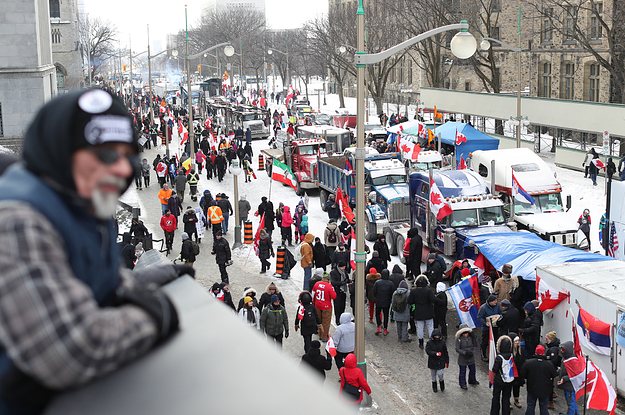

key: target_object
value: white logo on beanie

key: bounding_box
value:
[78,89,113,114]
[84,115,133,145]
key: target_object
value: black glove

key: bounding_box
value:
[117,288,179,343]
[174,264,195,279]
[465,350,474,357]
[285,330,289,339]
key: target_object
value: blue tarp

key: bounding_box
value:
[434,122,499,163]
[467,232,614,281]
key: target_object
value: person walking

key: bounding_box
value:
[313,237,328,271]
[330,261,350,325]
[391,280,411,343]
[325,193,341,221]
[521,345,557,415]
[217,194,233,234]
[582,149,594,178]
[167,191,182,226]
[156,159,168,187]
[207,200,224,241]
[455,324,479,390]
[140,158,151,188]
[294,291,322,353]
[257,196,275,239]
[434,282,448,338]
[426,329,449,393]
[324,219,340,259]
[157,183,172,215]
[175,168,187,203]
[211,231,231,283]
[333,312,355,370]
[182,206,198,242]
[366,268,381,324]
[577,209,592,250]
[372,269,395,336]
[238,296,260,330]
[186,168,199,202]
[238,194,251,228]
[258,282,285,313]
[300,232,314,291]
[490,335,515,415]
[160,209,177,255]
[179,232,196,268]
[408,275,444,349]
[406,228,423,281]
[339,353,372,406]
[260,294,289,348]
[301,340,333,380]
[311,273,336,342]
[257,229,274,274]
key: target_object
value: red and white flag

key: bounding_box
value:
[205,117,212,129]
[253,213,266,256]
[592,158,605,170]
[297,303,305,320]
[179,120,188,145]
[536,275,568,313]
[455,129,467,145]
[459,156,467,170]
[228,131,235,141]
[349,228,356,271]
[400,139,421,161]
[429,178,453,220]
[336,188,355,223]
[488,323,496,388]
[326,335,337,357]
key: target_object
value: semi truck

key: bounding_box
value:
[470,148,578,247]
[262,135,327,196]
[384,169,514,282]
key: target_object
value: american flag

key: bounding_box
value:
[607,221,619,257]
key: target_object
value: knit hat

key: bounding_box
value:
[338,260,346,268]
[535,345,546,355]
[369,267,377,274]
[502,264,513,274]
[487,294,497,304]
[501,299,512,308]
[244,296,253,305]
[461,268,471,277]
[436,282,446,293]
[428,253,436,260]
[182,232,189,240]
[524,301,535,313]
[315,268,324,277]
[338,241,345,247]
[271,294,279,303]
[268,282,277,291]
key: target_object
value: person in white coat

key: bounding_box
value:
[238,296,260,330]
[333,312,355,370]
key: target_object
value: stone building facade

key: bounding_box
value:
[0,0,57,141]
[49,0,83,92]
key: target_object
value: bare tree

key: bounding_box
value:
[79,17,117,80]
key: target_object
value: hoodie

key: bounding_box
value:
[339,354,371,404]
[389,264,405,290]
[556,341,575,392]
[455,324,478,366]
[333,313,355,353]
[372,269,395,307]
[425,329,449,370]
[300,233,314,268]
[391,280,411,322]
[281,206,293,227]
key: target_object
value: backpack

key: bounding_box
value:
[393,291,408,313]
[301,306,317,328]
[327,226,337,244]
[499,355,516,383]
[403,237,411,258]
[191,240,200,255]
[294,242,307,262]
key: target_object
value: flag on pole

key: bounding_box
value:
[428,128,435,146]
[253,213,266,256]
[182,157,192,172]
[418,123,427,139]
[511,170,535,205]
[430,177,453,220]
[336,188,355,223]
[576,304,611,355]
[455,129,467,145]
[607,221,619,257]
[434,106,443,119]
[448,275,481,328]
[536,275,568,313]
[271,159,298,190]
[349,228,356,270]
[459,156,467,170]
[244,161,257,180]
[592,158,606,170]
[326,335,337,357]
[344,159,353,175]
[179,121,188,145]
[488,324,496,388]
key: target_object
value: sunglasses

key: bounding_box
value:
[89,147,140,170]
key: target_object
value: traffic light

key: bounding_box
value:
[197,65,201,72]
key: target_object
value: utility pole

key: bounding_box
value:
[185,5,195,167]
[147,25,154,122]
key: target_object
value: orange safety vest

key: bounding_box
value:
[208,206,224,224]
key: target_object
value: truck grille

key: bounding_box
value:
[551,232,577,246]
[249,124,263,131]
[388,198,410,223]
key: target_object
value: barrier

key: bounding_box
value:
[258,153,265,170]
[274,246,285,277]
[244,221,253,244]
[160,131,165,146]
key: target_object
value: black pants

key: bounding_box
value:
[134,176,142,188]
[143,175,150,187]
[434,312,447,337]
[302,333,313,353]
[189,185,198,201]
[218,263,228,283]
[490,383,512,415]
[482,326,499,357]
[281,226,292,245]
[260,256,271,272]
[164,230,174,251]
[334,350,352,370]
[197,164,203,174]
[333,291,347,325]
[212,223,222,241]
[158,176,166,187]
[268,333,283,347]
[375,305,390,329]
[218,168,225,181]
[206,166,213,180]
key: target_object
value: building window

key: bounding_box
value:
[538,62,551,97]
[491,26,500,40]
[585,63,600,102]
[561,62,574,100]
[465,81,471,91]
[51,29,61,44]
[590,2,603,39]
[492,0,501,12]
[565,6,574,40]
[49,0,60,18]
[542,8,554,42]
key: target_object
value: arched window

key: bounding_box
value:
[55,64,66,90]
[49,0,60,18]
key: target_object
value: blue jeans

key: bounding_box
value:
[590,173,597,185]
[564,390,579,415]
[223,213,229,233]
[526,393,549,415]
[303,265,312,291]
[459,364,477,387]
[161,204,168,215]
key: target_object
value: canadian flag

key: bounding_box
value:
[400,140,421,161]
[349,228,356,270]
[592,158,606,170]
[326,335,337,357]
[418,123,427,139]
[429,178,453,220]
[336,188,355,223]
[205,117,212,129]
[253,213,266,256]
[455,129,467,145]
[488,323,496,388]
[536,275,568,313]
[179,120,188,145]
[297,303,305,320]
[228,131,235,141]
[459,156,467,170]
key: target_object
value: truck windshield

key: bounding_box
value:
[370,175,407,186]
[242,114,261,121]
[408,161,442,171]
[478,206,506,225]
[298,144,325,156]
[449,209,479,227]
[514,193,564,214]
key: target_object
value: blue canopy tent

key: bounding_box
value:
[466,232,614,281]
[434,122,499,163]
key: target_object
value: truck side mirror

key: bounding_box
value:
[566,195,572,211]
[368,192,377,204]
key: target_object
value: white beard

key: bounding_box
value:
[91,176,126,220]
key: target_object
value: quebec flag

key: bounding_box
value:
[511,170,535,205]
[449,275,482,328]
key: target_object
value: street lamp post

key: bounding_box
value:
[164,115,170,157]
[353,9,477,406]
[230,160,243,248]
[267,48,288,98]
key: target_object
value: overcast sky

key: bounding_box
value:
[84,0,328,53]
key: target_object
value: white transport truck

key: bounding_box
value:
[536,260,625,398]
[470,148,579,248]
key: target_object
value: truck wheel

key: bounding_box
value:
[385,229,397,255]
[365,216,376,241]
[396,235,406,264]
[320,189,328,211]
[295,179,305,196]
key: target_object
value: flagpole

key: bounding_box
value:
[583,354,588,415]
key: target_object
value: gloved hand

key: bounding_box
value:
[174,264,195,279]
[117,287,179,343]
[285,330,289,339]
[465,350,474,357]
[271,252,275,258]
[446,363,449,368]
[295,325,299,332]
[436,352,442,356]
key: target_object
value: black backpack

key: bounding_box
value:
[302,306,317,328]
[393,291,408,313]
[327,227,337,244]
[191,240,200,255]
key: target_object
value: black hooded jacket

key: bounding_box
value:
[407,276,443,320]
[301,346,332,379]
[372,269,395,308]
[373,235,391,263]
[407,228,423,266]
[389,265,405,290]
[425,329,449,370]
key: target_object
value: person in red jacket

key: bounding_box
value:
[311,273,336,342]
[339,353,372,406]
[160,209,177,255]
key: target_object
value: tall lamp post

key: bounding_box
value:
[267,48,288,97]
[230,160,243,248]
[353,6,477,406]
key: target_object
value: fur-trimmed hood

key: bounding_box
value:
[455,323,473,339]
[243,287,257,297]
[265,282,280,294]
[415,274,430,287]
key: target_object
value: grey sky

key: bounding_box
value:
[84,0,328,53]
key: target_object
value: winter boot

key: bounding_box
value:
[514,398,521,408]
[547,402,554,410]
[418,339,424,349]
[439,380,445,392]
[375,327,383,335]
[432,382,438,393]
[383,329,389,336]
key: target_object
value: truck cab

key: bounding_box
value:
[471,148,578,247]
[233,108,269,140]
[404,150,444,173]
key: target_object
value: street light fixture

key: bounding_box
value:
[267,47,289,97]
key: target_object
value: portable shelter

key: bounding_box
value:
[434,121,499,163]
